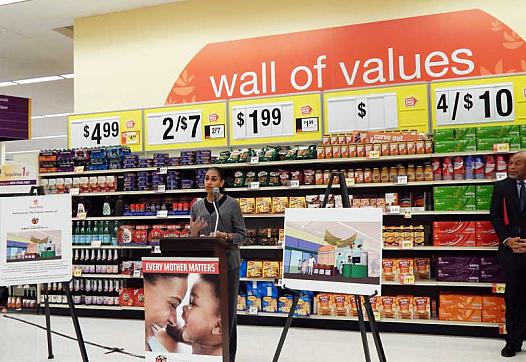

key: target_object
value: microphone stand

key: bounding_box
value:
[213,189,220,235]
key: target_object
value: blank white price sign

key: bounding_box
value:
[69,116,121,148]
[435,83,514,125]
[327,93,398,133]
[147,110,202,145]
[232,102,294,140]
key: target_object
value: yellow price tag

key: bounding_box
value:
[493,143,510,152]
[74,166,85,173]
[492,283,506,294]
[373,311,381,321]
[367,150,380,159]
[401,274,415,285]
[77,212,87,220]
[73,269,82,278]
[401,240,414,249]
[345,178,355,187]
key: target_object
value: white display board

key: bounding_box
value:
[282,208,382,296]
[146,110,203,145]
[0,194,72,286]
[231,101,294,140]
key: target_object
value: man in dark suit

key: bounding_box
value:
[491,151,526,357]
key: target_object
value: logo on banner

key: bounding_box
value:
[31,217,39,225]
[404,96,418,107]
[155,356,167,362]
[126,120,136,129]
[301,105,313,115]
[208,113,219,122]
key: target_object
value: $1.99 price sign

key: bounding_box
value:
[144,101,227,151]
[68,110,143,152]
[432,74,526,129]
[229,93,322,146]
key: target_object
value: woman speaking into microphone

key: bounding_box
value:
[189,167,246,362]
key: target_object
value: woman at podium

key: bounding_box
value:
[190,167,246,362]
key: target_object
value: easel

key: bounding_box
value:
[273,172,387,362]
[29,186,89,361]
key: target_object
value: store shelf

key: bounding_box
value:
[383,246,498,251]
[409,211,490,216]
[240,245,283,250]
[42,304,143,311]
[72,215,190,221]
[382,280,496,288]
[73,274,139,279]
[237,311,499,327]
[72,245,152,250]
[39,167,158,177]
[240,277,279,282]
[71,189,204,197]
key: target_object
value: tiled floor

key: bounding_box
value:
[0,314,510,361]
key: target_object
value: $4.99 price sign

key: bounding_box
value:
[68,110,143,152]
[431,74,526,129]
[229,93,322,146]
[324,83,429,134]
[144,101,227,151]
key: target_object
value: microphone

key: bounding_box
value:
[212,187,221,234]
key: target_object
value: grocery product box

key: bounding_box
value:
[434,185,476,199]
[480,257,505,283]
[414,258,431,280]
[482,309,506,324]
[439,294,482,309]
[439,307,482,322]
[522,136,526,148]
[482,296,506,311]
[395,295,414,319]
[434,197,477,211]
[475,221,500,247]
[433,221,476,234]
[476,125,520,139]
[476,185,494,198]
[433,128,477,142]
[433,139,477,153]
[476,198,491,211]
[382,259,396,281]
[521,125,526,136]
[436,257,480,282]
[433,233,476,247]
[477,137,521,151]
[413,296,431,319]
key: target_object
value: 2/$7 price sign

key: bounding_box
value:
[68,110,143,152]
[229,93,322,146]
[324,83,429,134]
[144,101,227,151]
[431,74,526,128]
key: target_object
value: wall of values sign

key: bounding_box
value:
[68,110,143,152]
[228,93,322,146]
[323,83,429,134]
[431,74,526,129]
[144,101,228,151]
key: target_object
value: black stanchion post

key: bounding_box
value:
[42,283,54,359]
[63,283,89,362]
[364,295,387,362]
[272,289,300,362]
[355,295,371,362]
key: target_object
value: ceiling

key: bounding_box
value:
[0,0,185,155]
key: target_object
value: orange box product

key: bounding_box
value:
[414,258,431,280]
[316,294,333,316]
[475,221,500,247]
[396,295,414,319]
[262,261,280,278]
[414,297,431,319]
[324,146,333,159]
[333,294,348,316]
[119,288,135,307]
[255,197,272,214]
[397,258,414,277]
[482,309,506,323]
[272,197,289,214]
[246,261,263,278]
[439,294,482,310]
[134,288,145,307]
[289,196,306,208]
[332,145,341,159]
[317,147,325,159]
[439,307,482,322]
[382,259,397,281]
[482,296,506,311]
[433,233,476,247]
[368,296,380,314]
[380,296,396,319]
[239,198,256,214]
[348,295,358,317]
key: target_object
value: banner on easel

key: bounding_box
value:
[282,208,382,296]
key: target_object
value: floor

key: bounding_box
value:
[0,313,511,362]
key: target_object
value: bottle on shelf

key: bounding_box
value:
[102,196,113,216]
[111,221,119,246]
[113,250,119,274]
[103,221,111,245]
[92,221,99,244]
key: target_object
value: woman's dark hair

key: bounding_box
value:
[206,167,225,180]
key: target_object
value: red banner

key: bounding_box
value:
[165,9,526,104]
[143,260,219,274]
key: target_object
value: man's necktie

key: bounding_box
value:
[520,181,526,213]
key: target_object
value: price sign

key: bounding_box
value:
[345,178,355,187]
[156,210,168,218]
[401,240,414,249]
[70,188,80,196]
[68,110,143,152]
[249,306,259,315]
[499,324,507,335]
[400,274,415,285]
[156,185,166,193]
[73,268,82,278]
[496,172,508,181]
[77,212,87,220]
[133,269,141,278]
[91,240,102,248]
[324,83,429,134]
[289,180,300,188]
[74,166,85,174]
[367,150,380,159]
[404,211,412,219]
[152,245,161,254]
[145,101,227,151]
[249,156,259,165]
[431,74,526,129]
[229,93,322,146]
[386,205,400,214]
[158,167,168,175]
[373,311,381,321]
[248,182,260,190]
[492,283,506,294]
[435,83,514,125]
[493,143,510,152]
[396,176,408,185]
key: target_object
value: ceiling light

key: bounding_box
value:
[14,75,63,84]
[0,81,17,87]
[0,0,29,5]
[59,74,74,79]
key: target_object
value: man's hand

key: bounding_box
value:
[507,237,526,253]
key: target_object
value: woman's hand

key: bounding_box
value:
[212,231,229,241]
[190,217,208,237]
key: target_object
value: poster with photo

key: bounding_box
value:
[282,208,382,296]
[0,194,72,286]
[143,257,223,362]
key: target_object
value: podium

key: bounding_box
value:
[159,237,232,362]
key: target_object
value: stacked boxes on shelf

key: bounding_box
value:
[439,294,505,323]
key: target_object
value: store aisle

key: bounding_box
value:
[0,314,506,361]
